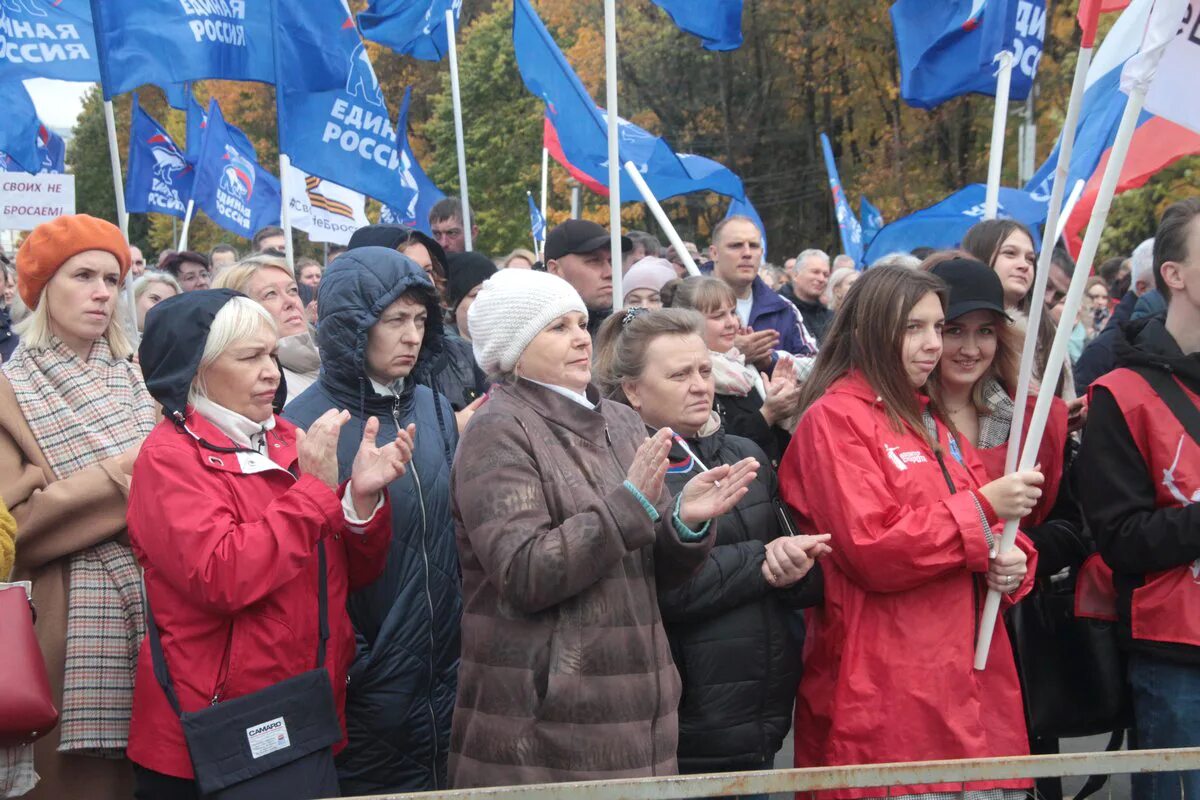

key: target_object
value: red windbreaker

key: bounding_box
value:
[779,372,1036,798]
[126,412,391,779]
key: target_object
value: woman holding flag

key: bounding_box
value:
[778,265,1042,798]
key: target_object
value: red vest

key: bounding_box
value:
[1082,367,1200,647]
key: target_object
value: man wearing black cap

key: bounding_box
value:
[544,219,631,340]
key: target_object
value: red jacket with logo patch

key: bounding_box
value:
[126,411,391,779]
[779,371,1035,798]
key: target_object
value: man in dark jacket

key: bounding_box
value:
[544,219,631,340]
[1077,198,1200,800]
[779,249,834,344]
[285,247,462,794]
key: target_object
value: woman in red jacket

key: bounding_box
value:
[778,266,1043,799]
[126,289,413,800]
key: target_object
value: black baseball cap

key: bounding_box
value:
[544,219,632,261]
[931,257,1010,322]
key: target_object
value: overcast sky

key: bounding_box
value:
[25,78,93,132]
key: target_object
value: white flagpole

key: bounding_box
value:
[974,85,1147,670]
[103,99,138,333]
[603,0,622,308]
[624,161,700,277]
[1054,179,1087,245]
[984,51,1016,220]
[446,8,473,252]
[540,146,549,227]
[278,153,295,271]
[177,199,196,252]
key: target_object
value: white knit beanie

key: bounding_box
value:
[468,268,588,375]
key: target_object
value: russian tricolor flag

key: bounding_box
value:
[1026,0,1200,256]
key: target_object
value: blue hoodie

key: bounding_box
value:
[284,247,461,794]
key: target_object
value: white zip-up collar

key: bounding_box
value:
[193,396,276,453]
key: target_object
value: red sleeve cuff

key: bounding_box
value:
[973,490,1000,526]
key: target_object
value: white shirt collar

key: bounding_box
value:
[526,378,596,410]
[369,376,406,398]
[193,396,276,451]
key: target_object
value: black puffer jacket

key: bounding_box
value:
[659,418,822,772]
[715,390,791,468]
[430,333,486,411]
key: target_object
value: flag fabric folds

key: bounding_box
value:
[528,193,546,243]
[191,99,281,239]
[648,0,744,51]
[891,0,1047,109]
[2,124,66,174]
[0,81,42,174]
[379,87,445,235]
[276,0,420,213]
[0,0,99,82]
[820,133,863,265]
[358,0,462,62]
[860,196,885,249]
[283,164,369,246]
[125,94,193,219]
[863,184,1045,265]
[1129,0,1200,134]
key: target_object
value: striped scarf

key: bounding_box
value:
[3,337,155,757]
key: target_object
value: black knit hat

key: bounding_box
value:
[446,252,497,310]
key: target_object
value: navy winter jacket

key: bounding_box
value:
[285,247,462,795]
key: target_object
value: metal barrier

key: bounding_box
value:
[336,748,1200,800]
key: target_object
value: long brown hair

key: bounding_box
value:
[798,266,947,440]
[961,219,1037,310]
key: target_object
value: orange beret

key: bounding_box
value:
[16,214,130,309]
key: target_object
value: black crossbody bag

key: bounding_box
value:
[145,541,343,799]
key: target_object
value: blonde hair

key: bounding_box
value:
[133,270,183,301]
[502,248,538,268]
[188,297,277,405]
[15,283,134,358]
[211,254,295,294]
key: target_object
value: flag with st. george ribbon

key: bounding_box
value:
[379,88,445,235]
[283,164,369,246]
[276,0,419,214]
[514,0,746,203]
[0,0,99,82]
[891,0,1047,109]
[863,184,1045,265]
[648,0,744,51]
[860,196,885,249]
[1,124,66,174]
[820,133,863,265]
[191,98,281,239]
[358,0,462,62]
[125,94,193,219]
[528,193,546,243]
[0,81,42,174]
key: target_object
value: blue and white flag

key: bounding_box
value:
[379,87,445,235]
[514,0,745,203]
[725,195,767,261]
[276,1,419,213]
[528,193,546,243]
[89,0,275,99]
[0,0,99,82]
[358,0,462,62]
[891,0,1046,109]
[863,184,1044,265]
[820,133,863,265]
[649,0,743,51]
[125,94,193,219]
[0,81,41,174]
[191,99,281,239]
[860,196,885,249]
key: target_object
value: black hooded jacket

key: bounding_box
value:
[660,421,821,771]
[1077,316,1200,663]
[283,248,462,793]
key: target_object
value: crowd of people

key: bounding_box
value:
[0,192,1198,800]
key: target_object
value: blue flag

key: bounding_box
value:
[0,0,99,82]
[191,99,281,239]
[90,0,275,99]
[649,0,743,51]
[276,3,419,213]
[820,133,863,265]
[891,0,1046,109]
[0,123,65,174]
[0,82,41,174]
[185,89,256,167]
[162,82,191,111]
[725,195,767,260]
[379,87,444,235]
[358,0,461,62]
[862,184,1044,266]
[125,94,194,219]
[860,196,885,249]
[528,193,546,243]
[515,0,745,203]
